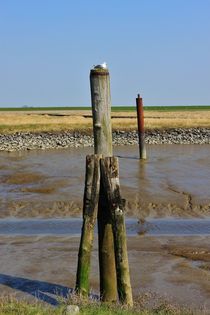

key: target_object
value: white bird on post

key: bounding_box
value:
[93,62,107,70]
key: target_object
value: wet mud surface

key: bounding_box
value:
[0,144,210,218]
[0,145,210,310]
[0,235,209,310]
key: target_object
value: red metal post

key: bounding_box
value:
[136,94,147,159]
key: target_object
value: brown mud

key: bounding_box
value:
[164,245,210,261]
[0,145,210,310]
[0,235,209,310]
[0,144,210,218]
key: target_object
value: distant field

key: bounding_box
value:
[113,105,210,112]
[1,106,210,133]
[0,105,210,112]
[0,106,90,111]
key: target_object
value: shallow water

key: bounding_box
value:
[0,218,210,236]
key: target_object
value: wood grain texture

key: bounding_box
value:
[76,155,101,296]
[90,68,113,157]
[90,68,117,302]
[101,157,133,306]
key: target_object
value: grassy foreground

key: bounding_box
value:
[0,293,198,315]
[0,303,141,315]
[0,299,194,315]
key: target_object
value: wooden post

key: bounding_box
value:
[90,67,113,157]
[90,66,117,302]
[136,94,146,159]
[75,155,101,297]
[101,157,133,307]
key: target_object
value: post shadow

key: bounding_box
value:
[0,273,73,306]
[116,155,140,160]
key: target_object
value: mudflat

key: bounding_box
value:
[0,234,209,310]
[0,145,210,310]
[0,145,210,218]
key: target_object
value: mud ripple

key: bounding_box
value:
[0,200,82,218]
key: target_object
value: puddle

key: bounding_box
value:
[138,218,210,236]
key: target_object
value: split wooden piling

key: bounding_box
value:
[76,65,133,307]
[136,94,146,159]
[101,157,133,306]
[75,155,101,297]
[90,67,117,302]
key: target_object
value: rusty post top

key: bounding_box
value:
[137,93,143,100]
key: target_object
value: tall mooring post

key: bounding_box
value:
[76,64,133,307]
[136,94,147,159]
[90,65,117,302]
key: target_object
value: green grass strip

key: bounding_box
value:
[0,105,210,112]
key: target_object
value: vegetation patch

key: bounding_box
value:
[0,298,195,315]
[1,108,210,134]
[1,105,210,112]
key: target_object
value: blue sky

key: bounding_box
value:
[0,0,209,107]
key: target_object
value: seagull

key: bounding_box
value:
[93,62,107,69]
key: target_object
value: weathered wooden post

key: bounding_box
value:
[90,66,113,156]
[75,155,101,296]
[90,65,117,302]
[76,64,133,306]
[136,94,146,159]
[101,157,133,306]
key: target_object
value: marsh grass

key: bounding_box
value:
[1,109,210,134]
[0,292,196,315]
[0,298,195,315]
[0,298,64,315]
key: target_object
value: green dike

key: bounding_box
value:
[111,105,210,112]
[0,106,90,111]
[0,105,210,112]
